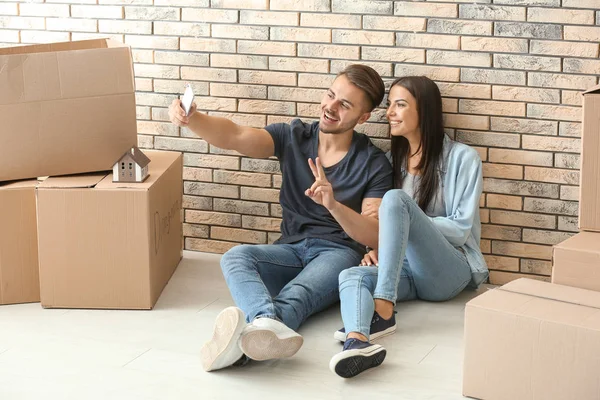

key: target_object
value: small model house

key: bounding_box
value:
[113,147,150,183]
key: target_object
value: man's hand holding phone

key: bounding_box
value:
[169,84,197,127]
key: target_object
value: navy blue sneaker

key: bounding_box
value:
[334,311,397,342]
[329,338,386,378]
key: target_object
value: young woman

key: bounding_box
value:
[329,76,489,378]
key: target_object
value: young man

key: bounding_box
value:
[169,65,393,372]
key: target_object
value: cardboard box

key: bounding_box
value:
[0,39,137,182]
[580,85,600,231]
[0,180,40,305]
[552,232,600,292]
[463,278,600,400]
[36,150,183,309]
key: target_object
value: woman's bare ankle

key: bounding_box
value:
[346,332,368,342]
[374,299,394,320]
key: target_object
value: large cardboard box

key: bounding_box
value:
[580,85,600,231]
[0,180,40,305]
[36,150,183,309]
[463,278,600,400]
[552,232,600,292]
[0,39,137,182]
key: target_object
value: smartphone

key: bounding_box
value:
[181,84,195,116]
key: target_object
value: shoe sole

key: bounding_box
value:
[200,307,246,371]
[329,346,387,378]
[240,329,304,361]
[333,325,397,342]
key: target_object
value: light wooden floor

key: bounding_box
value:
[0,251,485,400]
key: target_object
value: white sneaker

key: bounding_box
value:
[200,307,246,372]
[239,317,304,361]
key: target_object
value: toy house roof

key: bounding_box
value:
[118,146,151,168]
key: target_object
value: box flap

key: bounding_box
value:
[95,150,181,190]
[0,39,111,56]
[583,84,600,95]
[555,232,600,254]
[0,179,39,190]
[497,278,600,310]
[39,172,108,189]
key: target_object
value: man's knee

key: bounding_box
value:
[220,244,254,274]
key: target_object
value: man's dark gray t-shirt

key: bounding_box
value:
[265,119,393,256]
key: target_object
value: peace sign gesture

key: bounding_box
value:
[305,157,338,211]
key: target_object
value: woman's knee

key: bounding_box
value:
[338,266,377,286]
[381,189,412,212]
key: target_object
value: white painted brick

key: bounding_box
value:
[181,67,236,82]
[211,0,268,9]
[460,4,525,21]
[21,30,70,44]
[212,24,269,40]
[395,64,460,82]
[125,6,180,20]
[301,13,361,29]
[155,0,208,5]
[99,20,152,34]
[0,29,19,43]
[211,53,267,69]
[271,0,330,12]
[271,27,330,43]
[530,40,598,58]
[269,57,329,73]
[181,37,235,52]
[363,15,426,31]
[529,72,596,90]
[461,37,527,53]
[333,0,392,15]
[0,3,17,15]
[427,19,492,36]
[362,46,424,63]
[19,3,69,17]
[126,35,179,49]
[333,29,394,46]
[211,83,266,99]
[155,21,209,37]
[493,54,561,72]
[155,51,209,66]
[238,40,296,56]
[240,10,298,26]
[427,50,491,67]
[132,49,153,63]
[134,64,179,79]
[397,32,460,50]
[298,43,359,60]
[331,60,392,77]
[395,1,457,17]
[0,17,44,30]
[182,8,238,22]
[239,70,297,86]
[72,5,124,19]
[46,18,98,32]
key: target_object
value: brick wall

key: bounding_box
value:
[1,0,599,284]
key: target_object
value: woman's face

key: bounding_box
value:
[386,85,420,139]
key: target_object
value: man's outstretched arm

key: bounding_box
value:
[169,99,274,159]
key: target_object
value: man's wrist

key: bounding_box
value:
[327,200,341,213]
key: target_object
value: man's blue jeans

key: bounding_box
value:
[221,238,363,331]
[339,190,472,339]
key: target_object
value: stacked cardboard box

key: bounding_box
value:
[551,86,600,291]
[463,86,600,399]
[0,39,182,309]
